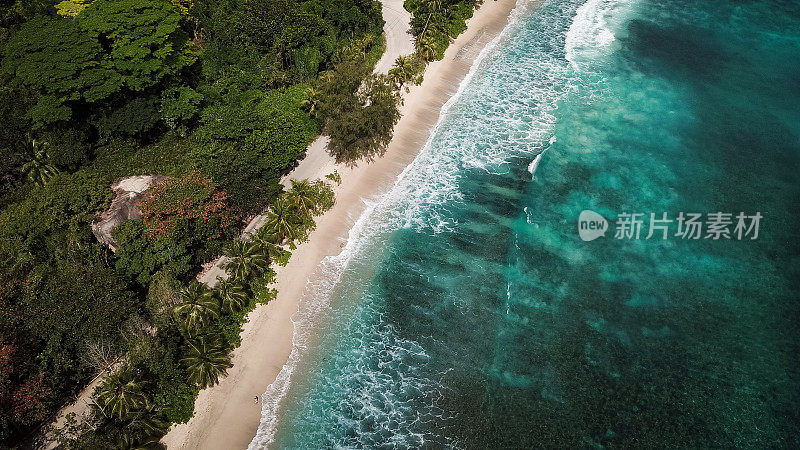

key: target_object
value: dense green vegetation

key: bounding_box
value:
[48,181,336,448]
[318,43,402,163]
[0,0,391,446]
[114,172,235,286]
[0,0,486,444]
[405,0,482,60]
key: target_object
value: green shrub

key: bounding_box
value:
[128,335,199,424]
[323,73,401,163]
[113,220,194,286]
[193,85,320,213]
[145,270,184,329]
[40,126,92,170]
[89,135,196,182]
[96,97,162,142]
[114,173,233,286]
[160,86,204,132]
[249,269,279,305]
[294,46,324,79]
[18,262,138,394]
[0,172,111,274]
[155,379,199,424]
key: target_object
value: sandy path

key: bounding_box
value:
[374,0,416,74]
[161,0,520,448]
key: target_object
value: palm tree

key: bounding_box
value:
[114,430,162,450]
[417,35,438,62]
[288,179,317,213]
[318,70,335,83]
[265,197,299,243]
[300,87,321,118]
[181,337,232,389]
[254,234,292,266]
[419,0,444,40]
[95,369,148,419]
[339,36,369,62]
[114,405,169,449]
[216,277,249,314]
[113,432,141,450]
[173,282,219,336]
[388,68,404,90]
[21,140,59,186]
[256,226,281,245]
[222,240,270,281]
[389,55,413,89]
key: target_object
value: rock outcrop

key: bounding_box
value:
[91,175,166,251]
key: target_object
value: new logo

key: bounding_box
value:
[578,210,608,241]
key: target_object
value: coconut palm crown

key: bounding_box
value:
[173,281,219,336]
[264,197,299,243]
[222,240,270,281]
[216,277,249,314]
[22,140,59,186]
[94,368,148,419]
[181,337,232,389]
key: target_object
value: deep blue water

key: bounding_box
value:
[252,0,800,447]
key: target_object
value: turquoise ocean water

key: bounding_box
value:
[251,0,800,447]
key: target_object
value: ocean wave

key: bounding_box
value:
[249,0,597,447]
[269,291,456,448]
[565,0,639,71]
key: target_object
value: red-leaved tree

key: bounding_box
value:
[11,374,49,425]
[139,172,233,238]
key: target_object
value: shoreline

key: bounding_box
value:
[161,0,519,448]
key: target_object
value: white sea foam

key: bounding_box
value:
[528,135,558,179]
[248,4,535,448]
[271,294,453,447]
[565,0,636,71]
[247,194,388,449]
[249,0,599,446]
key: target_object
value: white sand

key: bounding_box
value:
[373,0,417,75]
[162,1,520,447]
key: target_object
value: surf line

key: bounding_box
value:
[528,135,557,178]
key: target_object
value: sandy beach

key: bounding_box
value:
[161,1,519,448]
